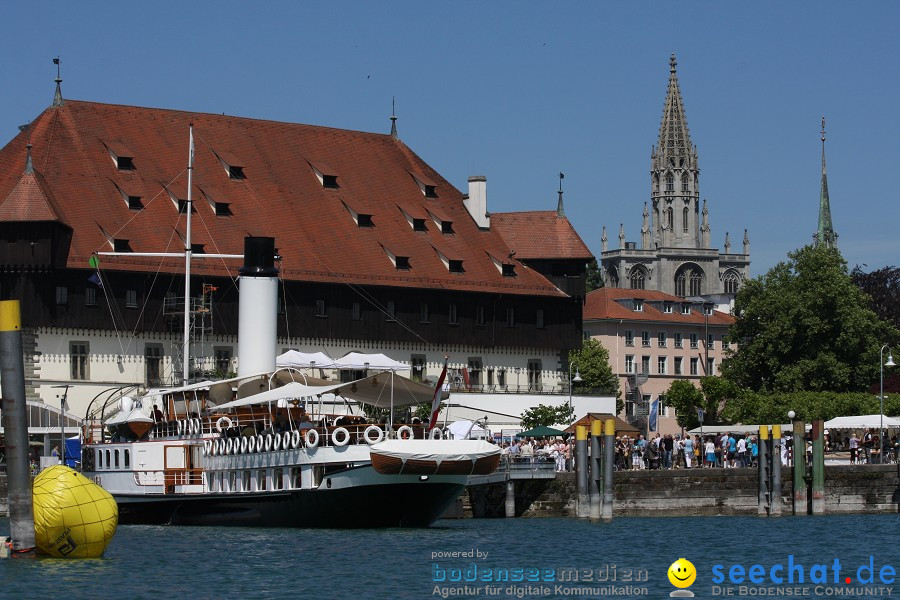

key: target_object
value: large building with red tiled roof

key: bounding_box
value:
[583,287,735,435]
[0,83,590,415]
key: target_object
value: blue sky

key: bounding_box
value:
[1,1,897,276]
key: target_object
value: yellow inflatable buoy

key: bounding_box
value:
[32,465,118,558]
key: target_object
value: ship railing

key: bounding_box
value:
[132,468,204,489]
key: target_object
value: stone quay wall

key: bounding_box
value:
[466,464,899,518]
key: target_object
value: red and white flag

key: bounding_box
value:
[428,356,449,430]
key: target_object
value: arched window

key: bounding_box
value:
[607,266,619,288]
[630,266,646,290]
[723,270,740,294]
[665,173,674,193]
[681,172,689,192]
[682,207,689,233]
[690,271,702,296]
[666,207,674,229]
[675,270,686,297]
[675,264,703,297]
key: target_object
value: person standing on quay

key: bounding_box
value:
[683,434,693,468]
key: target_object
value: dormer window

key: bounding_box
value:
[413,218,427,232]
[502,264,516,277]
[309,161,339,189]
[114,182,143,210]
[449,259,464,273]
[102,140,136,171]
[382,244,411,270]
[191,244,205,254]
[633,299,644,312]
[212,149,246,180]
[201,188,232,216]
[681,303,691,315]
[409,170,438,198]
[114,239,132,252]
[441,221,454,234]
[343,201,373,227]
[166,188,196,213]
[395,256,410,270]
[228,166,245,180]
[663,301,673,314]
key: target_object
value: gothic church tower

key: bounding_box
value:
[601,55,750,306]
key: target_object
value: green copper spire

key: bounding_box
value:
[814,117,837,249]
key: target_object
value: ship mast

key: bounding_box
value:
[182,125,194,384]
[96,125,242,385]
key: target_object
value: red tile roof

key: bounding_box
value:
[0,170,68,224]
[0,100,566,297]
[491,210,592,260]
[583,288,735,325]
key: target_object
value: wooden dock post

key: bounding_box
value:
[793,420,808,515]
[0,300,35,553]
[758,425,769,516]
[770,425,782,517]
[811,419,825,515]
[575,425,588,518]
[602,418,615,522]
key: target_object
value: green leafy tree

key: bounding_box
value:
[664,380,704,428]
[519,403,575,430]
[851,264,900,331]
[723,390,900,424]
[664,376,738,428]
[569,337,621,413]
[722,245,898,393]
[585,258,604,292]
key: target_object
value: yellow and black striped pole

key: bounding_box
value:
[0,300,35,553]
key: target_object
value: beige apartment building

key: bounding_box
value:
[583,288,735,435]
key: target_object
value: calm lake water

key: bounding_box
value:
[1,514,898,599]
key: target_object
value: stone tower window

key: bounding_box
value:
[630,266,646,290]
[665,173,674,193]
[681,172,689,192]
[666,207,674,229]
[683,207,689,233]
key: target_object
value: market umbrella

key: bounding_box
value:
[517,425,566,438]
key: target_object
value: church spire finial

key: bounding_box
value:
[670,53,677,73]
[814,116,837,249]
[18,123,33,174]
[389,97,398,139]
[556,172,565,216]
[52,56,64,107]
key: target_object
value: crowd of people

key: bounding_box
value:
[493,427,899,472]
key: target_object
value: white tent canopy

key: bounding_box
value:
[214,373,440,411]
[275,350,338,369]
[824,414,900,429]
[334,352,408,372]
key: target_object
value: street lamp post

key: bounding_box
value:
[880,345,895,464]
[569,364,582,415]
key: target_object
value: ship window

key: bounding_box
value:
[97,449,103,469]
[258,470,267,491]
[124,449,130,468]
[105,450,111,469]
[273,469,283,490]
[242,471,251,492]
[290,468,301,489]
[114,450,120,468]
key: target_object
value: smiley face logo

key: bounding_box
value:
[667,558,696,588]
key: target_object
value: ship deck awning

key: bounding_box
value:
[215,373,443,411]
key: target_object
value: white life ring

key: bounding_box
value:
[332,427,350,447]
[273,432,282,451]
[203,439,212,455]
[291,430,302,449]
[256,435,264,453]
[212,439,220,456]
[397,425,415,440]
[184,420,191,436]
[282,431,292,450]
[429,427,443,440]
[216,416,233,433]
[192,418,202,435]
[364,425,384,445]
[225,438,234,455]
[176,420,183,435]
[240,436,249,453]
[218,439,226,456]
[247,436,257,453]
[305,429,319,449]
[265,434,274,452]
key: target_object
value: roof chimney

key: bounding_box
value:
[465,176,489,229]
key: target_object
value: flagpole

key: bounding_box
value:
[182,124,194,384]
